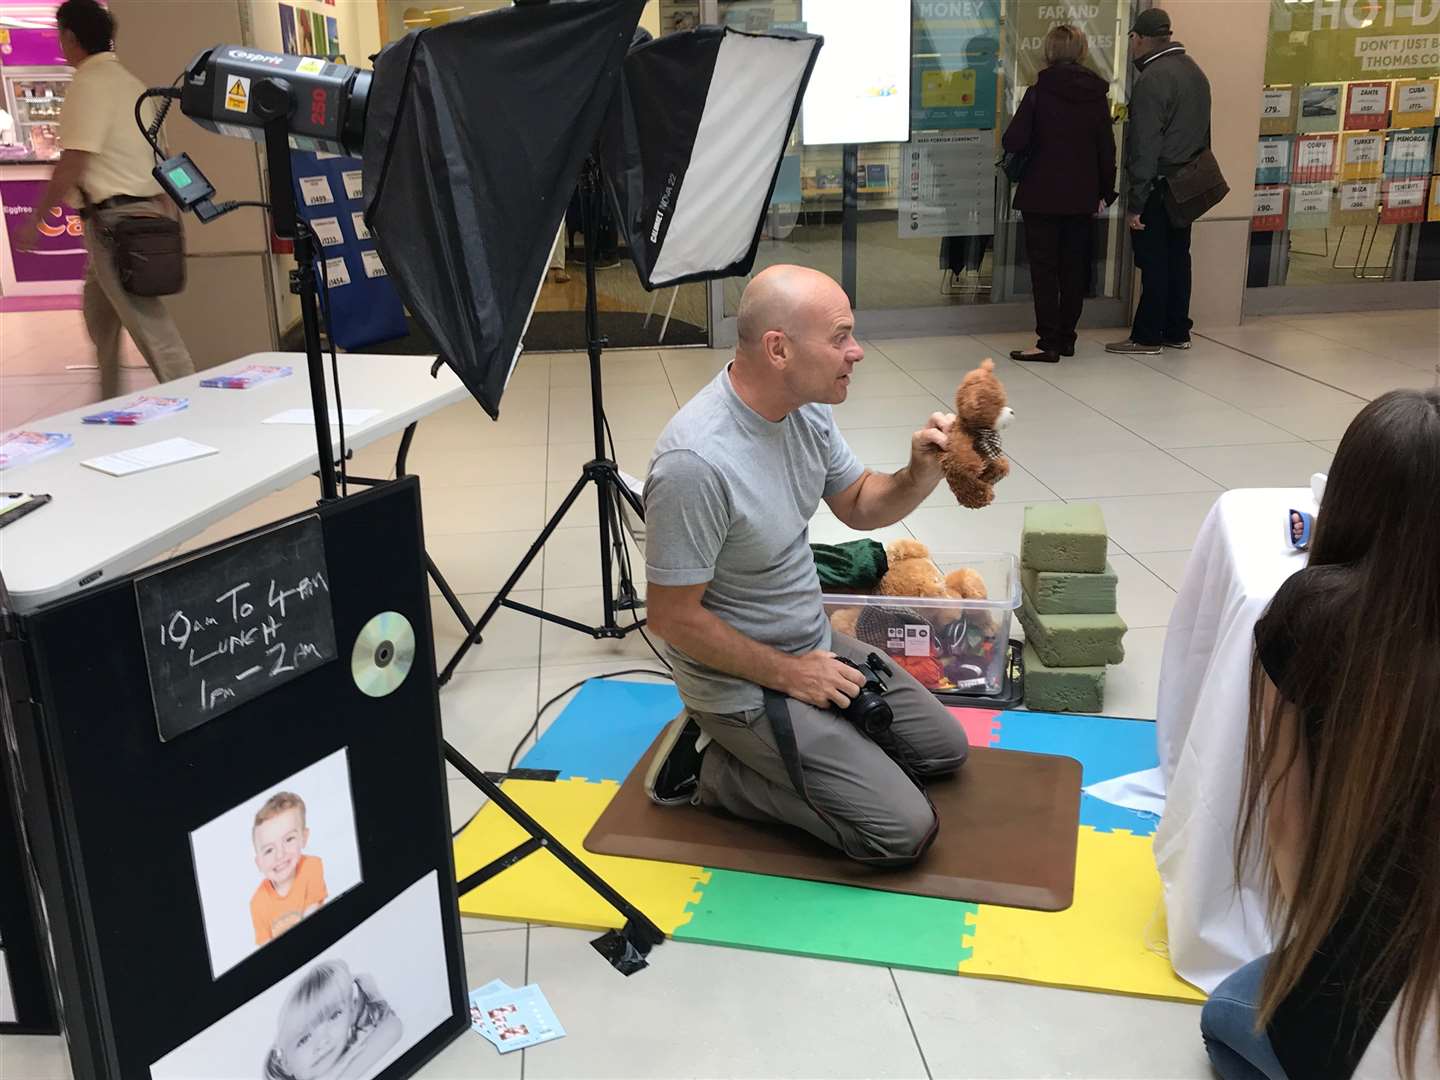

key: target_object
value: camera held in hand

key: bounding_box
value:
[834,652,894,736]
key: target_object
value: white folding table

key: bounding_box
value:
[0,352,465,613]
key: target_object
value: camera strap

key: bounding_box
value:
[762,688,811,801]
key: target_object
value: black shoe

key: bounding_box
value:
[1059,346,1075,357]
[644,713,706,806]
[1009,348,1060,363]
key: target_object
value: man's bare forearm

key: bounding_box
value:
[843,464,942,530]
[656,604,796,694]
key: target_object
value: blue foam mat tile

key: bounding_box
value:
[995,710,1161,836]
[517,679,682,782]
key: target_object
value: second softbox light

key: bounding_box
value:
[600,26,822,290]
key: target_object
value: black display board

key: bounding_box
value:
[11,479,466,1080]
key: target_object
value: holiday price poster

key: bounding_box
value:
[1260,86,1297,135]
[1343,81,1391,129]
[1391,77,1438,128]
[1293,133,1339,183]
[1379,177,1428,225]
[1251,185,1288,232]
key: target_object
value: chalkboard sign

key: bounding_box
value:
[136,516,338,741]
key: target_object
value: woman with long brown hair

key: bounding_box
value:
[1200,387,1440,1079]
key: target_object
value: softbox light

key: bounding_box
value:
[600,26,822,290]
[361,0,646,419]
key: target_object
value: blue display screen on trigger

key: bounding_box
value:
[152,152,215,211]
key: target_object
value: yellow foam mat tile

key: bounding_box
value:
[452,778,708,934]
[959,826,1206,1003]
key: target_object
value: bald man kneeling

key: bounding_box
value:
[641,266,970,866]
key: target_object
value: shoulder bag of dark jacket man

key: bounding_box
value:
[1163,142,1229,227]
[84,192,187,298]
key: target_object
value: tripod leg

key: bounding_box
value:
[428,553,474,636]
[437,472,590,684]
[445,742,665,968]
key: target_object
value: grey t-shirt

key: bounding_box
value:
[644,367,865,713]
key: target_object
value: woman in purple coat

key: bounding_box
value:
[1001,26,1118,363]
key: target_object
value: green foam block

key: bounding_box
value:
[1022,562,1118,615]
[1021,503,1108,573]
[1018,594,1126,667]
[1021,644,1106,713]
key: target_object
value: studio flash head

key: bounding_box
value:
[178,45,372,158]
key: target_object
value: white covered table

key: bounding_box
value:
[1153,486,1316,993]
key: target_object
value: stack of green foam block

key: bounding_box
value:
[1017,503,1127,713]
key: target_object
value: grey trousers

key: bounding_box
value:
[83,202,194,400]
[691,632,969,865]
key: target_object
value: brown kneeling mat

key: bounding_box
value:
[585,738,1082,911]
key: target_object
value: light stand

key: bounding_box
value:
[256,82,340,503]
[435,154,648,686]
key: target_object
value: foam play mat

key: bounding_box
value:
[451,681,1203,1002]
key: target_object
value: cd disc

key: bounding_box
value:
[351,612,416,698]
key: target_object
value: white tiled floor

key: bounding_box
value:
[1,306,1436,1078]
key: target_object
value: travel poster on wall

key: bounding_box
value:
[1334,179,1380,225]
[1297,83,1342,132]
[1292,133,1338,183]
[1343,81,1390,129]
[326,15,340,57]
[1256,137,1292,184]
[911,0,1001,131]
[1266,0,1440,85]
[1340,131,1384,180]
[1379,177,1427,225]
[1383,128,1432,178]
[1390,78,1438,128]
[1251,185,1288,231]
[1288,182,1333,231]
[1428,176,1440,222]
[1260,86,1296,135]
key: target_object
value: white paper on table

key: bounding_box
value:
[81,437,218,477]
[263,408,381,430]
[1084,767,1167,816]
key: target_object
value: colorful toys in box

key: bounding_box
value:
[824,540,1019,696]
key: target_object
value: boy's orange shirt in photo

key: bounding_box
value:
[250,854,327,944]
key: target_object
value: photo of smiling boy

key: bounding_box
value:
[190,749,363,978]
[250,792,329,945]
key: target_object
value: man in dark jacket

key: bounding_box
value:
[1107,8,1212,355]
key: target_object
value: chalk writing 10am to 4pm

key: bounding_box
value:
[136,515,339,742]
[156,571,331,713]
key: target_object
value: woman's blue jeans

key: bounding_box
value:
[1200,955,1290,1080]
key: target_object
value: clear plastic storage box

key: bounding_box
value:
[821,551,1021,698]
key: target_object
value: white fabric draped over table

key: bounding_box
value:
[1153,487,1315,993]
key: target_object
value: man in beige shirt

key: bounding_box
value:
[16,0,193,399]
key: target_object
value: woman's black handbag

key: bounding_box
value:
[997,148,1031,183]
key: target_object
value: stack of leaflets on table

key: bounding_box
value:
[82,395,189,425]
[200,364,293,389]
[467,979,566,1053]
[0,430,72,470]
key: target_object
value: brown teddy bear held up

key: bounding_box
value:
[941,358,1014,509]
